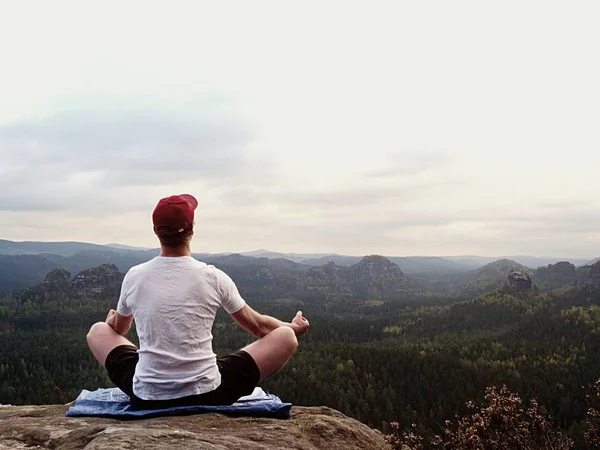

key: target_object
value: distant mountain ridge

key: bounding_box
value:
[239,249,593,270]
[0,239,597,294]
[441,254,592,269]
[1,239,593,268]
[468,259,531,280]
[415,259,533,296]
[0,239,113,257]
[304,255,423,300]
[105,243,152,251]
[18,255,420,303]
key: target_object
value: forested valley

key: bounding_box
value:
[1,253,600,449]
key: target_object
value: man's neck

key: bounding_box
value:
[160,245,192,257]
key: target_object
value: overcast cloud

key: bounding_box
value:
[0,1,599,258]
[0,102,262,212]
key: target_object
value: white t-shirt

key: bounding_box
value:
[116,256,246,400]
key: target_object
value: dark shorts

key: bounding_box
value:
[104,345,261,410]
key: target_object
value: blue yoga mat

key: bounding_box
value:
[66,387,292,420]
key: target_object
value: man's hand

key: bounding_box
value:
[291,311,310,337]
[105,309,133,336]
[105,309,117,329]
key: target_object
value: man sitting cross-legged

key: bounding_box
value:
[86,194,309,409]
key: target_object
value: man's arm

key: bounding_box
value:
[231,305,309,338]
[105,309,133,336]
[111,269,134,336]
[216,267,309,338]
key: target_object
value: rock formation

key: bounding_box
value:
[70,264,123,299]
[349,255,409,299]
[589,262,600,288]
[42,269,73,299]
[506,270,532,293]
[0,404,388,450]
[533,261,577,287]
[305,255,420,300]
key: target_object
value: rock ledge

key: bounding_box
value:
[0,404,389,450]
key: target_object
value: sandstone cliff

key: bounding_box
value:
[70,264,123,299]
[0,404,389,450]
[506,270,533,293]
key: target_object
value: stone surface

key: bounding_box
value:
[70,264,123,299]
[506,270,532,292]
[0,404,389,450]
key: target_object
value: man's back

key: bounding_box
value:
[117,256,246,400]
[87,193,307,408]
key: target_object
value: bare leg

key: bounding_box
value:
[242,326,298,380]
[87,322,137,367]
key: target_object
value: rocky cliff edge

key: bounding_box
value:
[0,404,389,450]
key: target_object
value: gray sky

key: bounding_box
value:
[0,1,599,257]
